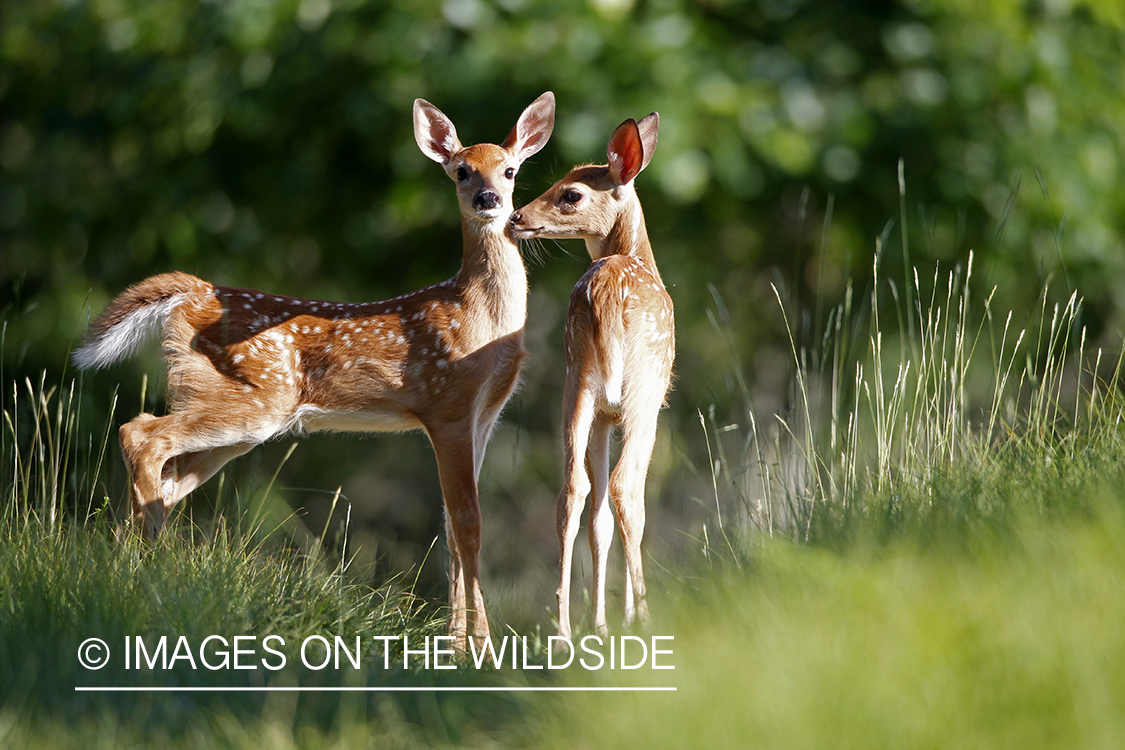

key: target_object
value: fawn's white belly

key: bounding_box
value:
[291,403,423,435]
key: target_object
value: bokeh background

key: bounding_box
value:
[3,0,1124,627]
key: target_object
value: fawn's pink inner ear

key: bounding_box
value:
[431,122,457,162]
[607,120,643,185]
[503,92,556,162]
[414,100,461,165]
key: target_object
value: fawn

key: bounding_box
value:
[73,92,556,646]
[510,113,673,639]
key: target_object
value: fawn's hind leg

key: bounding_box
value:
[119,409,272,539]
[587,415,614,636]
[556,384,597,641]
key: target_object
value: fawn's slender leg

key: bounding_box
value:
[586,415,614,636]
[557,382,596,641]
[120,406,279,538]
[163,444,256,506]
[611,403,662,628]
[444,512,467,640]
[428,420,489,643]
[118,414,163,537]
[623,560,634,624]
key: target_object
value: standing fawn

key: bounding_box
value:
[510,113,673,639]
[73,92,556,647]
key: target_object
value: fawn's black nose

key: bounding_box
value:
[510,210,523,224]
[474,190,501,211]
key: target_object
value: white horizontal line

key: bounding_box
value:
[75,686,676,693]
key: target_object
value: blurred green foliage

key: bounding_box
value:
[3,0,1124,598]
[5,0,1125,358]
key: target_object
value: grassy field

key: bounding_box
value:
[536,442,1125,749]
[4,254,1125,747]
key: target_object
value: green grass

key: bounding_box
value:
[535,430,1125,749]
[0,493,480,744]
[8,421,1123,748]
[5,235,1125,746]
[0,375,503,746]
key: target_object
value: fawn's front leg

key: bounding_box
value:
[427,420,491,647]
[586,415,614,636]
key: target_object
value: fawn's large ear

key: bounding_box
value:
[607,118,645,186]
[502,91,555,164]
[414,99,463,166]
[636,112,659,173]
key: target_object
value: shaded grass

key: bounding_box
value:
[0,375,516,746]
[0,512,476,743]
[0,509,564,748]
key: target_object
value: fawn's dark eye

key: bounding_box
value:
[563,189,582,204]
[455,166,469,181]
[504,167,515,179]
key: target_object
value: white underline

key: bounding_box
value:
[75,686,676,693]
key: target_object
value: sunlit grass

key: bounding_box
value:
[0,509,479,746]
[536,381,1125,746]
[702,239,1121,549]
[537,490,1125,749]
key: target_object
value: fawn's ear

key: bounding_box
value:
[502,91,555,164]
[636,112,659,173]
[607,118,645,186]
[414,99,463,166]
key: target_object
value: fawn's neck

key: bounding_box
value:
[456,220,528,337]
[584,194,663,286]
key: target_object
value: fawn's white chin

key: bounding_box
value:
[476,207,507,222]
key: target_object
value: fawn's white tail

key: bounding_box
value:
[511,112,672,639]
[76,92,556,649]
[73,277,203,370]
